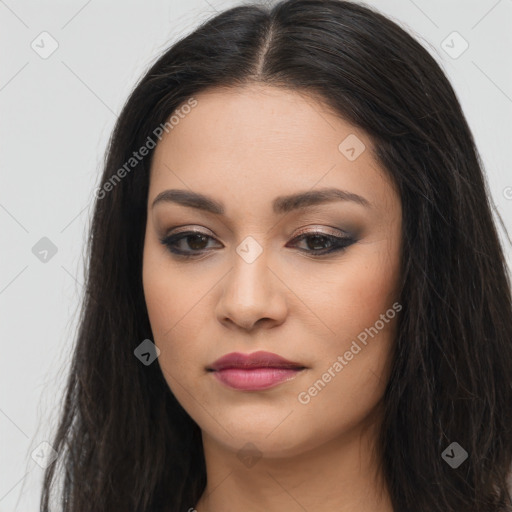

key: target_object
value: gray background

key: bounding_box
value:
[1,0,511,510]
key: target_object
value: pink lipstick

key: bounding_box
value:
[207,351,306,391]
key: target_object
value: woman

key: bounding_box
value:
[40,0,512,511]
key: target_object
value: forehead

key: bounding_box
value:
[148,85,398,217]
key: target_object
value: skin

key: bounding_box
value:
[142,84,402,512]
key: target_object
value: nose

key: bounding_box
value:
[215,247,288,332]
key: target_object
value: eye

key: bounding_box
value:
[159,230,220,258]
[288,231,355,256]
[159,229,356,259]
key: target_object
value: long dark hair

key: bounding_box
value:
[40,1,512,510]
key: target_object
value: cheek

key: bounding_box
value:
[298,238,400,409]
[142,234,197,337]
[297,286,398,443]
[142,260,196,404]
[143,252,174,340]
[142,243,188,359]
[143,259,217,421]
[142,242,213,389]
[309,238,401,347]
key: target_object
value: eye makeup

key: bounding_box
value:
[158,225,357,260]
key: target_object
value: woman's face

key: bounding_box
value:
[142,84,402,458]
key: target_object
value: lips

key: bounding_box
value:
[207,351,306,391]
[207,350,306,371]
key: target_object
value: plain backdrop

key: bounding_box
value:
[1,0,511,510]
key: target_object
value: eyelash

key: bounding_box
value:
[159,229,355,259]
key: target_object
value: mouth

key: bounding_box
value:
[208,366,306,390]
[206,351,307,391]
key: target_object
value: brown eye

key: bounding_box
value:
[160,231,221,258]
[288,232,355,256]
[184,233,210,250]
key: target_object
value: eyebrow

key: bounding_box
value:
[151,187,372,215]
